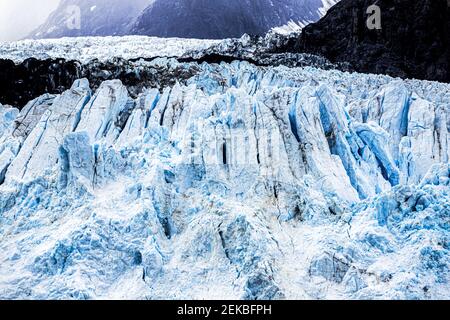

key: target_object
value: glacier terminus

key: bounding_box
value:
[0,35,449,300]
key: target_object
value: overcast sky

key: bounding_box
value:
[0,0,60,42]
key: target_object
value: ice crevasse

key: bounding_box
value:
[0,59,449,299]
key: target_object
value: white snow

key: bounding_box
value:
[0,36,222,64]
[271,20,306,35]
[271,0,339,35]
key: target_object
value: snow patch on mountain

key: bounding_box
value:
[271,0,339,35]
[271,21,306,35]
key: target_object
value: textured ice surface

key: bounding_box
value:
[0,36,221,64]
[0,58,449,300]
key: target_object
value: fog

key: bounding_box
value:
[0,0,60,42]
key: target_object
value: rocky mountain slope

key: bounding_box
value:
[284,0,450,82]
[30,0,338,39]
[131,0,338,39]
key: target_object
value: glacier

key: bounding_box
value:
[0,36,221,64]
[0,56,449,300]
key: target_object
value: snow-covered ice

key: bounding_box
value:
[0,36,221,64]
[0,56,449,299]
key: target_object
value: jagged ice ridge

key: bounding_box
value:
[0,57,449,299]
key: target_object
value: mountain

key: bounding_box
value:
[0,36,449,299]
[286,0,450,82]
[30,0,338,39]
[131,0,338,39]
[30,0,152,39]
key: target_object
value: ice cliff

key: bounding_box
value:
[0,58,449,299]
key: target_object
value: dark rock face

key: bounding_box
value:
[0,58,82,108]
[131,0,332,39]
[288,0,450,82]
[0,58,200,109]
